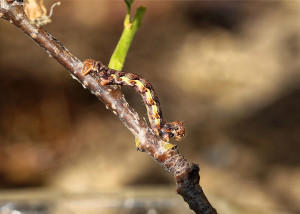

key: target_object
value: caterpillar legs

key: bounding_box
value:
[82,59,186,142]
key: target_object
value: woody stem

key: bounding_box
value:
[0,1,217,214]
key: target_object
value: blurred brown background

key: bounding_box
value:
[0,0,300,213]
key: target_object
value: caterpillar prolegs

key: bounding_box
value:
[82,59,186,142]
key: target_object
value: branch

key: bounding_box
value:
[0,1,217,213]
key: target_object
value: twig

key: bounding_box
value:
[0,1,217,213]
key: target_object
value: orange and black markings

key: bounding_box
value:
[82,59,186,142]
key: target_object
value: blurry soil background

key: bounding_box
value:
[0,0,300,214]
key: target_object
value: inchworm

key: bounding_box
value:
[82,59,185,142]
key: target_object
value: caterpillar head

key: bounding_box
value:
[82,59,98,75]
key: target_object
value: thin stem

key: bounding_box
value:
[108,5,146,71]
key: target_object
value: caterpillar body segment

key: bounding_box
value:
[82,59,185,142]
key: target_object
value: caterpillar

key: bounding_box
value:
[82,59,185,142]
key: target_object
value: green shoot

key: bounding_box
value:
[108,0,146,71]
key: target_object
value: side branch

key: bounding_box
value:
[0,1,217,214]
